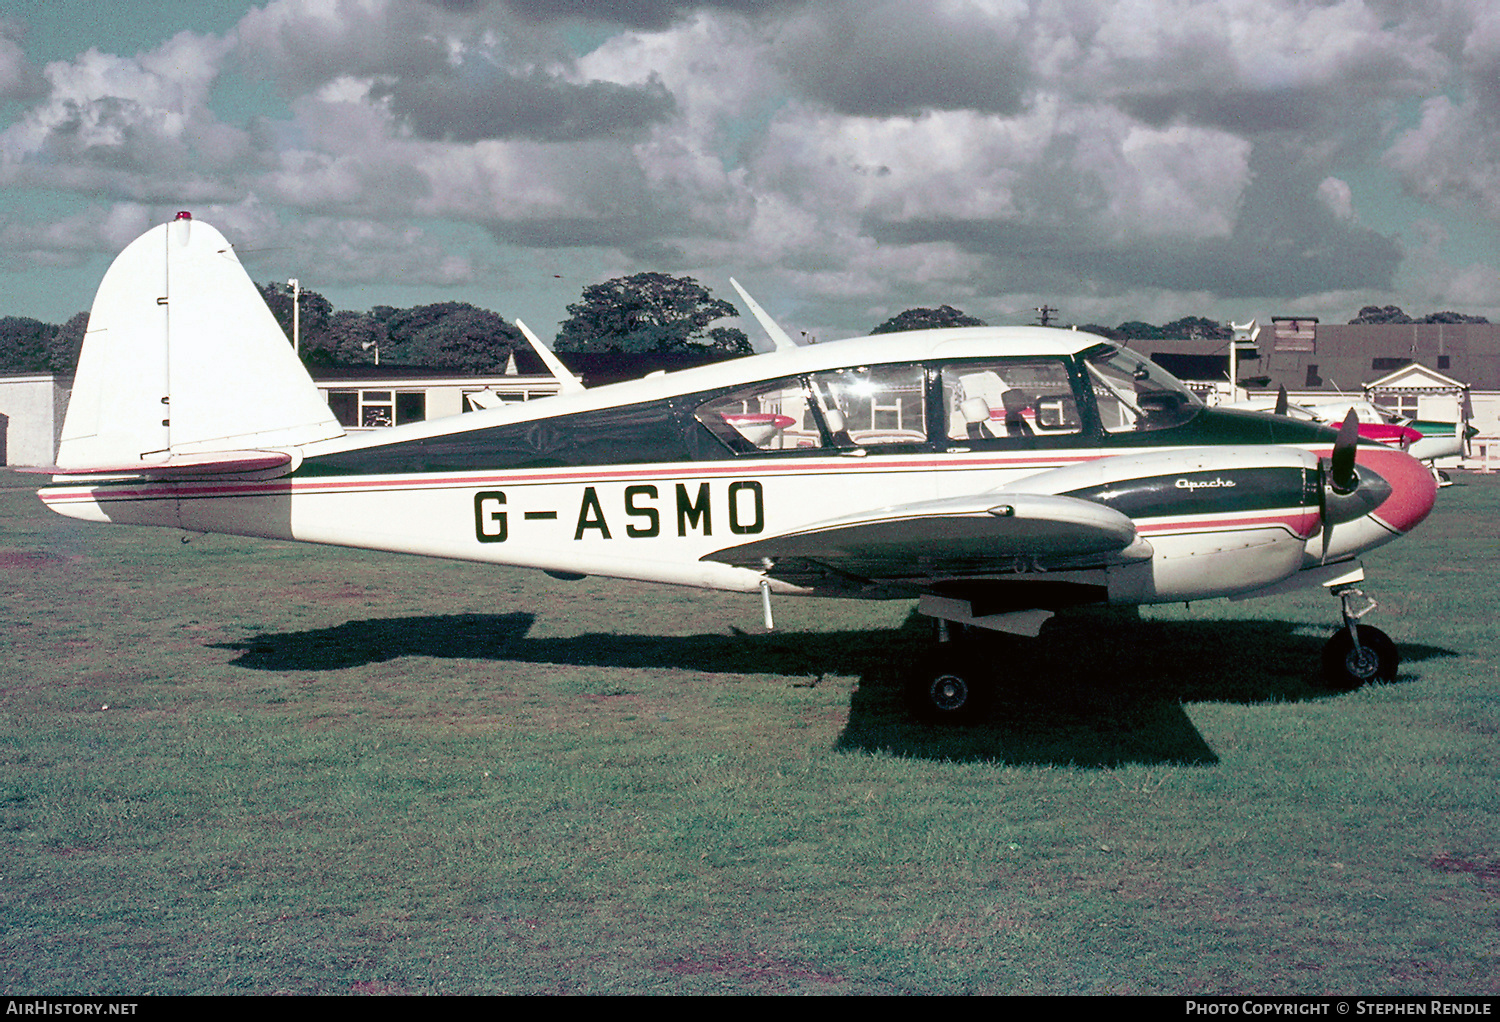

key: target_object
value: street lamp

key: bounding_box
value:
[1229,319,1260,402]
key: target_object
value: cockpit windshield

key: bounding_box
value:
[1083,344,1202,433]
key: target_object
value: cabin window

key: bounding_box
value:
[1083,345,1201,433]
[695,377,826,452]
[808,365,927,446]
[940,360,1080,441]
[304,395,687,476]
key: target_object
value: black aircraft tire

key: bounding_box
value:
[906,656,991,724]
[1321,625,1399,690]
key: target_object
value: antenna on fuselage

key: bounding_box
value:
[729,278,798,352]
[515,319,586,394]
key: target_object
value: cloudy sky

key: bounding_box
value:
[2,0,1498,344]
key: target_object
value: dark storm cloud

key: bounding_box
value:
[874,214,1400,300]
[423,0,491,12]
[384,67,676,143]
[773,6,1029,117]
[0,22,45,103]
[484,212,662,248]
[867,145,1403,301]
[234,2,454,95]
[498,0,794,32]
[1120,88,1325,135]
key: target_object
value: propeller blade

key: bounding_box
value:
[1274,385,1289,417]
[1329,408,1360,494]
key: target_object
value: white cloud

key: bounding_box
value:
[1318,176,1355,221]
[1384,95,1500,222]
[0,31,241,203]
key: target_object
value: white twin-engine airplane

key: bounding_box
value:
[35,214,1438,721]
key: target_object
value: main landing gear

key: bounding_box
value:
[905,620,993,724]
[1322,586,1399,690]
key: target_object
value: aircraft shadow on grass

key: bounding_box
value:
[213,609,1457,769]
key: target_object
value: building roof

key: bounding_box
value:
[1147,321,1500,393]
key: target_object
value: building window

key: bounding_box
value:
[1438,355,1450,370]
[1371,357,1407,371]
[1372,393,1419,418]
[323,389,427,428]
[397,392,425,424]
[463,389,536,412]
[1305,364,1322,387]
[360,390,394,427]
[326,391,357,426]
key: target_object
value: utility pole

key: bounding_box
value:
[1036,305,1058,327]
[287,278,300,352]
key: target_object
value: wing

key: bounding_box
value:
[703,492,1150,588]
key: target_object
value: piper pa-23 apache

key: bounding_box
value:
[34,214,1439,721]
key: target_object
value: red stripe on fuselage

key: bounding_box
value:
[38,453,1103,504]
[1135,510,1322,539]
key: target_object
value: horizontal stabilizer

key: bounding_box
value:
[22,449,295,481]
[705,492,1146,583]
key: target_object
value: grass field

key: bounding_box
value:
[2,469,1497,995]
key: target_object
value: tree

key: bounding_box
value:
[1420,311,1489,324]
[554,273,750,354]
[47,312,89,372]
[0,317,53,373]
[871,305,987,334]
[1161,316,1230,341]
[399,305,522,372]
[1113,321,1165,341]
[1351,305,1413,325]
[305,310,387,366]
[366,302,520,372]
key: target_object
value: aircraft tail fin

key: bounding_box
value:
[515,318,585,394]
[729,278,798,352]
[55,213,344,471]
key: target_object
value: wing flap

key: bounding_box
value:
[704,493,1145,583]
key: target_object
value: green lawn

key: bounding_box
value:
[2,469,1497,995]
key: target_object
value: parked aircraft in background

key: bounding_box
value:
[32,215,1438,721]
[1236,392,1474,485]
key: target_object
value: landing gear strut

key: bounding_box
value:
[1321,586,1399,690]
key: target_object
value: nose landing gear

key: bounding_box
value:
[1322,587,1399,690]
